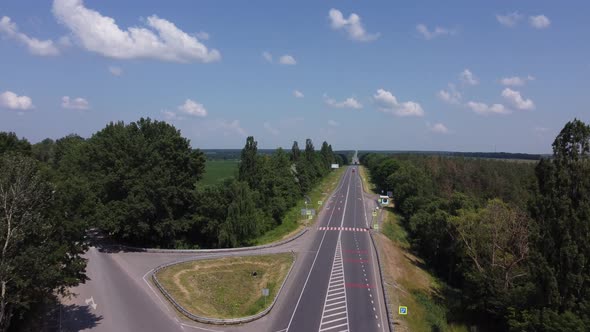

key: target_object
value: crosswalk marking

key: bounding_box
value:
[317,226,368,232]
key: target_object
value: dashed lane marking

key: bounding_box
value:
[318,226,368,232]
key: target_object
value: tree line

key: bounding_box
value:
[361,119,590,331]
[0,118,340,330]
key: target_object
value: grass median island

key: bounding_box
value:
[156,253,294,319]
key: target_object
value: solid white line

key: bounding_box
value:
[285,168,351,332]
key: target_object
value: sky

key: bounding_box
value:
[1,0,589,153]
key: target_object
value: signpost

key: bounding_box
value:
[398,306,408,315]
[318,200,323,206]
[262,288,270,307]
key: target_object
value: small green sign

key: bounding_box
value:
[308,215,313,220]
[399,306,408,315]
[374,223,379,230]
[318,200,323,206]
[372,211,377,217]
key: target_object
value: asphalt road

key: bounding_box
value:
[58,166,389,332]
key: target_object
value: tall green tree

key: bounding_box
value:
[0,133,30,156]
[219,180,261,247]
[0,155,86,331]
[291,141,301,162]
[238,136,259,188]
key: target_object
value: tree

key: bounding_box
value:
[291,141,300,162]
[218,180,261,247]
[531,119,590,325]
[0,155,86,331]
[0,133,30,156]
[31,138,55,164]
[78,118,205,246]
[238,136,259,188]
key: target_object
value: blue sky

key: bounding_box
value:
[1,0,588,153]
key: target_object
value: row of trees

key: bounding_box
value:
[0,118,340,329]
[361,119,590,331]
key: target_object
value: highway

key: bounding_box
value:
[58,165,389,332]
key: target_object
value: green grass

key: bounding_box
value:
[252,167,346,245]
[201,160,239,186]
[156,253,293,319]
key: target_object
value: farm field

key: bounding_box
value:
[200,159,239,186]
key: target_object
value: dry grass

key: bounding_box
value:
[156,253,293,319]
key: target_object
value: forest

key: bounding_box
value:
[0,117,341,330]
[361,119,590,331]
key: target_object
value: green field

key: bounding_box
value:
[200,160,239,186]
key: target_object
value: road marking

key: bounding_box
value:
[285,167,352,332]
[318,239,349,332]
[317,227,367,232]
[84,296,97,310]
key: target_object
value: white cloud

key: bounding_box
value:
[61,96,90,110]
[0,16,60,56]
[262,51,273,63]
[501,88,535,110]
[263,122,279,135]
[279,55,297,65]
[108,65,123,76]
[293,90,304,98]
[437,84,461,104]
[328,120,340,127]
[195,31,209,40]
[161,110,179,121]
[500,75,535,86]
[460,69,478,85]
[52,0,220,63]
[466,101,511,115]
[217,119,246,136]
[496,12,523,27]
[324,94,363,109]
[0,91,34,110]
[416,24,455,40]
[373,88,424,117]
[328,8,379,42]
[178,99,207,117]
[529,15,551,29]
[428,123,450,134]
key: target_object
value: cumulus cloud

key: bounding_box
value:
[373,89,424,117]
[161,109,179,121]
[460,69,478,85]
[217,119,246,136]
[0,16,60,56]
[178,99,207,117]
[293,90,304,98]
[428,123,450,134]
[262,51,273,63]
[500,75,535,86]
[108,66,123,76]
[195,31,209,40]
[437,84,461,104]
[496,12,523,27]
[328,8,379,42]
[501,88,535,110]
[279,55,297,65]
[328,120,340,127]
[416,24,455,40]
[62,96,90,110]
[466,101,511,115]
[529,15,551,29]
[52,0,220,63]
[263,122,279,135]
[0,91,34,110]
[324,94,363,109]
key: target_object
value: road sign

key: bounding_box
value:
[318,200,323,206]
[308,215,312,220]
[372,211,377,217]
[374,223,379,230]
[262,288,269,297]
[399,306,408,315]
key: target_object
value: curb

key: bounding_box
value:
[151,251,297,325]
[369,231,395,332]
[106,227,308,254]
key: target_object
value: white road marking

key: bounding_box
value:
[84,296,97,310]
[318,239,349,332]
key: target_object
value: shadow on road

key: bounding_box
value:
[59,304,103,331]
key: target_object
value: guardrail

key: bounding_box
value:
[369,231,395,332]
[105,227,308,253]
[151,251,298,325]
